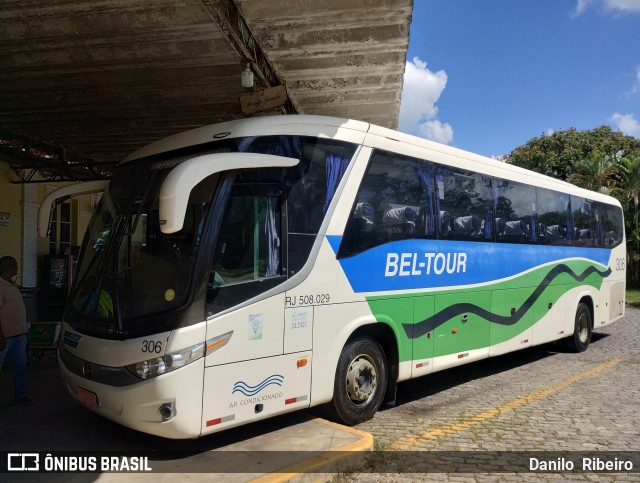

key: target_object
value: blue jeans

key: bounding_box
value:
[0,334,28,399]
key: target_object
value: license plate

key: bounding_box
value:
[77,387,98,408]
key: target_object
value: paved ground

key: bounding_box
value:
[0,355,371,482]
[337,307,640,481]
[2,308,639,481]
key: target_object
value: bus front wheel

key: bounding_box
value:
[565,302,592,352]
[328,336,388,426]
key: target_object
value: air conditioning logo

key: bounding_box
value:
[8,453,39,471]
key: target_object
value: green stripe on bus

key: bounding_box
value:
[366,259,609,361]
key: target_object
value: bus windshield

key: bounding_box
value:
[71,160,218,332]
[66,135,358,338]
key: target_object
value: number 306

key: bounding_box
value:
[142,340,162,353]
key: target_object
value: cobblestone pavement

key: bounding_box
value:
[336,307,640,481]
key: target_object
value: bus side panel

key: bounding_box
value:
[531,285,568,346]
[284,306,313,353]
[411,295,435,378]
[204,294,285,367]
[593,279,624,329]
[595,280,612,327]
[366,295,417,374]
[200,351,312,435]
[489,287,533,356]
[431,290,491,373]
[599,244,625,328]
[607,280,625,323]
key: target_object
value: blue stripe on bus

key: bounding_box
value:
[326,236,611,293]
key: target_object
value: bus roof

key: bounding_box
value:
[121,114,622,209]
[123,115,369,162]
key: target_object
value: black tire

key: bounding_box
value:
[327,336,387,426]
[565,302,592,352]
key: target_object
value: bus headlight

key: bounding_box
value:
[127,342,205,380]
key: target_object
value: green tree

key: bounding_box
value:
[618,155,640,287]
[506,126,640,180]
[619,156,640,214]
[507,127,640,288]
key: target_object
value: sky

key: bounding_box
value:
[398,0,640,158]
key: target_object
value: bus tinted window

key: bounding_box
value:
[571,196,596,248]
[211,195,282,287]
[595,203,624,248]
[339,150,435,257]
[206,191,286,315]
[436,166,493,242]
[241,136,357,236]
[237,136,357,275]
[495,179,536,244]
[537,188,570,246]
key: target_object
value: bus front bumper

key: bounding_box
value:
[59,355,205,439]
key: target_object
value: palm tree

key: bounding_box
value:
[619,156,640,215]
[618,155,640,288]
[567,152,620,193]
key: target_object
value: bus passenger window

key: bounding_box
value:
[537,188,570,246]
[436,167,492,242]
[495,179,536,244]
[570,196,596,248]
[338,150,435,258]
[594,203,623,248]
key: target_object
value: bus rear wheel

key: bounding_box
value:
[328,336,388,426]
[564,302,592,352]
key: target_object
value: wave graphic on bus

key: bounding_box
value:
[404,262,612,339]
[232,375,285,396]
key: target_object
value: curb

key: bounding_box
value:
[250,418,374,482]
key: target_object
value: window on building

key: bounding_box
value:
[49,201,72,256]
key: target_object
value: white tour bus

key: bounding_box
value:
[39,115,625,439]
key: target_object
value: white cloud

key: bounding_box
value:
[417,120,454,145]
[611,113,640,137]
[574,0,596,16]
[573,0,640,16]
[398,57,453,144]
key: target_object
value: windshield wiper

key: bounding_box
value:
[126,170,158,236]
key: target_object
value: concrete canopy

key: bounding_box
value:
[0,0,412,181]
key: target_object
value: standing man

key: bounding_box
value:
[0,256,31,404]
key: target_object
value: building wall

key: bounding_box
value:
[0,161,24,280]
[1,161,94,289]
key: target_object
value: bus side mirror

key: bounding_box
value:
[158,153,298,234]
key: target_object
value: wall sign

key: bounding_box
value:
[239,85,288,115]
[0,211,10,227]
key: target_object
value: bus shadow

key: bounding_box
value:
[387,334,609,411]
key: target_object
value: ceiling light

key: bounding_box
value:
[241,63,254,88]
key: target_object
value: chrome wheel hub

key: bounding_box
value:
[345,355,377,403]
[578,312,589,343]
